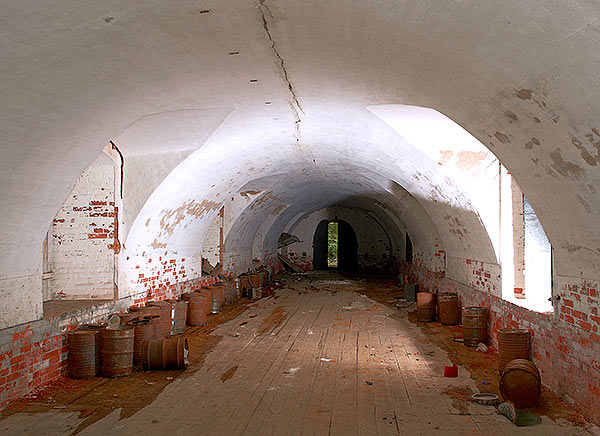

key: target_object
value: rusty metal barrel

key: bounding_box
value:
[208,285,225,313]
[462,307,488,346]
[100,326,135,377]
[142,337,189,370]
[258,270,269,287]
[149,301,173,339]
[132,319,154,366]
[498,329,531,374]
[248,273,261,289]
[438,294,461,325]
[67,330,97,379]
[117,312,139,326]
[416,292,437,322]
[186,294,209,326]
[130,306,162,339]
[500,359,541,408]
[170,299,188,335]
[82,324,105,375]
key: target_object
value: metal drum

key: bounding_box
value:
[67,330,97,379]
[100,326,135,377]
[500,359,541,408]
[498,329,531,374]
[142,337,189,370]
[416,292,437,322]
[187,294,209,326]
[130,306,162,339]
[117,312,139,325]
[132,319,154,366]
[438,294,460,325]
[169,299,188,335]
[258,270,269,287]
[82,323,105,375]
[248,273,261,289]
[462,307,488,346]
[149,301,173,339]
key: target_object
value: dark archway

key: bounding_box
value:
[312,219,329,270]
[338,220,358,270]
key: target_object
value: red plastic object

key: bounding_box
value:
[444,364,458,377]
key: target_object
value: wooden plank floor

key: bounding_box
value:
[2,273,597,436]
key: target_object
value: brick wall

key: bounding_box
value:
[405,259,600,426]
[51,164,118,300]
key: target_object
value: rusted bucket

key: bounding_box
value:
[130,306,162,339]
[142,337,189,370]
[68,330,97,379]
[149,301,173,339]
[417,292,437,322]
[438,294,460,325]
[462,307,488,346]
[500,359,541,408]
[100,326,135,377]
[132,319,154,366]
[498,329,531,374]
[170,299,188,335]
[187,294,209,326]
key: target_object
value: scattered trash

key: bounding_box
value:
[239,321,248,326]
[471,393,499,406]
[365,380,373,386]
[342,301,366,310]
[514,411,542,426]
[166,376,174,380]
[443,365,458,377]
[320,358,332,362]
[106,314,121,330]
[498,400,517,423]
[248,314,257,318]
[424,351,434,356]
[151,419,159,424]
[283,367,300,376]
[232,332,240,337]
[307,329,313,335]
[453,336,464,343]
[144,380,156,385]
[476,343,488,352]
[53,405,67,409]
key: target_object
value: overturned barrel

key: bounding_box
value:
[500,359,541,408]
[438,294,461,325]
[498,329,531,374]
[417,292,437,322]
[462,307,488,346]
[68,330,97,379]
[142,337,189,370]
[100,326,135,377]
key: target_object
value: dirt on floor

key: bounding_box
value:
[347,272,591,428]
[0,294,261,435]
[0,273,593,433]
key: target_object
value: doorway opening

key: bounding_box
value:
[313,219,358,271]
[327,221,338,268]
